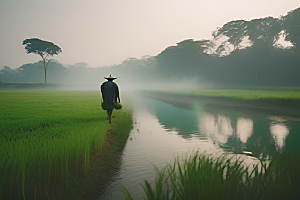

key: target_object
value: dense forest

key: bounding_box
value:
[1,7,299,89]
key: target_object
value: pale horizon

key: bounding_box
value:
[0,0,299,69]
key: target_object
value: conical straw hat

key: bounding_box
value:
[104,74,117,80]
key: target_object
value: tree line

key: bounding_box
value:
[1,7,299,88]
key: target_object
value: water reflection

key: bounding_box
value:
[153,99,299,161]
[199,114,233,144]
[100,95,299,200]
[270,123,289,150]
[237,118,253,143]
[154,100,201,138]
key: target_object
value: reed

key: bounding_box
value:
[0,90,123,199]
[122,151,300,200]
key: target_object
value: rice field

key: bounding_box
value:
[122,151,300,200]
[0,90,131,200]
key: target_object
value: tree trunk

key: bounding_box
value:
[45,69,47,83]
[43,59,47,83]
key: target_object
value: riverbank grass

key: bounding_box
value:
[122,151,300,200]
[0,90,131,199]
[154,88,300,101]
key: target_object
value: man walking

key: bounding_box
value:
[101,74,120,124]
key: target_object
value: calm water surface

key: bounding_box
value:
[100,94,300,200]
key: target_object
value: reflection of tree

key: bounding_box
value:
[270,123,289,150]
[153,100,202,139]
[152,96,297,161]
[210,113,298,161]
[283,122,300,155]
[245,117,277,160]
[212,114,245,154]
[219,134,244,154]
[220,116,247,154]
[209,114,279,161]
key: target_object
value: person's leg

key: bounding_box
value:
[107,110,111,123]
[108,110,112,124]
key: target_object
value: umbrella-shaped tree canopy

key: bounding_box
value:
[22,38,62,83]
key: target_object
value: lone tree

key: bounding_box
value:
[22,38,62,83]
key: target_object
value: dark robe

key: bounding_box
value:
[101,81,119,111]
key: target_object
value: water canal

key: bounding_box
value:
[100,92,300,200]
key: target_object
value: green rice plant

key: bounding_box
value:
[123,151,300,200]
[169,152,250,200]
[122,186,135,200]
[0,90,132,200]
[253,154,300,200]
[122,165,174,200]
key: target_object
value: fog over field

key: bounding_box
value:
[0,1,300,90]
[2,2,300,200]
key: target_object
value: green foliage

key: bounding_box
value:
[156,39,210,79]
[246,17,280,48]
[212,16,283,52]
[213,20,249,50]
[0,90,129,200]
[123,151,300,200]
[281,7,300,49]
[122,185,135,200]
[22,38,62,57]
[154,7,300,86]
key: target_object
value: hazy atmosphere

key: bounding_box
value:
[2,1,300,199]
[1,0,299,69]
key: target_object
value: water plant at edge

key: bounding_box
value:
[122,151,300,200]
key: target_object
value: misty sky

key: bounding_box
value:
[0,0,299,69]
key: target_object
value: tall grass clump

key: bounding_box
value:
[122,151,300,200]
[0,90,130,199]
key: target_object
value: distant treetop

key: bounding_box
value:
[22,38,62,58]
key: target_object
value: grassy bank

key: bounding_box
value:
[143,89,300,117]
[82,100,133,199]
[0,81,61,90]
[151,89,300,101]
[122,151,300,200]
[0,90,132,200]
